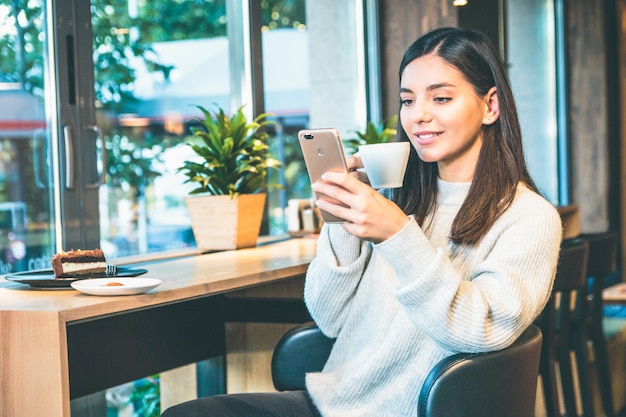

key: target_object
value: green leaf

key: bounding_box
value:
[342,115,398,154]
[178,104,282,197]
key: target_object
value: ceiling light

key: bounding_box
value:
[453,0,468,6]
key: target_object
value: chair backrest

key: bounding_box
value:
[578,232,616,317]
[539,237,589,342]
[553,237,589,292]
[417,324,543,417]
[580,232,617,417]
[271,322,335,391]
[581,231,617,278]
[535,237,589,417]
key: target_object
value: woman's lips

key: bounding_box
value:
[414,131,442,145]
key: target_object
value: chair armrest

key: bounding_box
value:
[271,322,335,391]
[418,324,542,417]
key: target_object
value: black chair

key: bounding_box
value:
[271,322,335,392]
[557,232,617,417]
[579,232,618,417]
[536,237,589,417]
[272,322,543,417]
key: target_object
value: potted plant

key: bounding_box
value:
[178,104,281,250]
[342,115,398,155]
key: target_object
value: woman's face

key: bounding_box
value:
[399,53,496,182]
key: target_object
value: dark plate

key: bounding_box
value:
[4,267,148,289]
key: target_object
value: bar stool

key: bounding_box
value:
[536,237,589,417]
[580,232,618,417]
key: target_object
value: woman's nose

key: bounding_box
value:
[410,101,431,123]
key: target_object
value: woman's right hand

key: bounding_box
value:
[312,171,411,243]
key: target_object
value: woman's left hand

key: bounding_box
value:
[312,171,412,243]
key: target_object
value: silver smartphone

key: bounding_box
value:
[298,128,349,223]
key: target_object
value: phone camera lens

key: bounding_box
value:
[304,134,314,140]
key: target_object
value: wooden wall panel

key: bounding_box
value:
[567,0,611,232]
[618,0,626,278]
[378,0,457,119]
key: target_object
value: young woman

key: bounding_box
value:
[162,26,562,417]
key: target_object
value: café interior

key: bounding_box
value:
[3,0,626,416]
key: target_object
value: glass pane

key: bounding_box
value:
[93,0,229,258]
[0,1,56,273]
[265,0,367,234]
[506,0,559,204]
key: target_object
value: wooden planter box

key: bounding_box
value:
[185,193,266,251]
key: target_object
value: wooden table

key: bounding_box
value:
[0,238,317,417]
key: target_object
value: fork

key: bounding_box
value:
[106,264,118,276]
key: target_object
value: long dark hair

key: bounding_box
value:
[392,27,537,245]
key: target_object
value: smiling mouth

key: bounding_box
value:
[414,132,442,144]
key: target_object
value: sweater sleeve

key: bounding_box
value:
[376,194,563,352]
[304,223,372,337]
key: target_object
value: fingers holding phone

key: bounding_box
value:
[347,154,370,185]
[311,172,410,242]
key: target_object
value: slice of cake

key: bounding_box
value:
[51,249,107,277]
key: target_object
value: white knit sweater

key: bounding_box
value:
[304,180,563,417]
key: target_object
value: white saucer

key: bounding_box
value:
[71,277,162,296]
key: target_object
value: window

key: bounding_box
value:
[506,0,560,204]
[93,0,232,257]
[95,0,371,259]
[0,1,373,267]
[0,1,56,274]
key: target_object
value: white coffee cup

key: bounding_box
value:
[358,142,411,189]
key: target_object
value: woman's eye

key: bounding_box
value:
[434,97,451,104]
[400,98,413,106]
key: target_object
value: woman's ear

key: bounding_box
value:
[483,86,500,125]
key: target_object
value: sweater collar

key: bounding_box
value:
[437,178,471,206]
